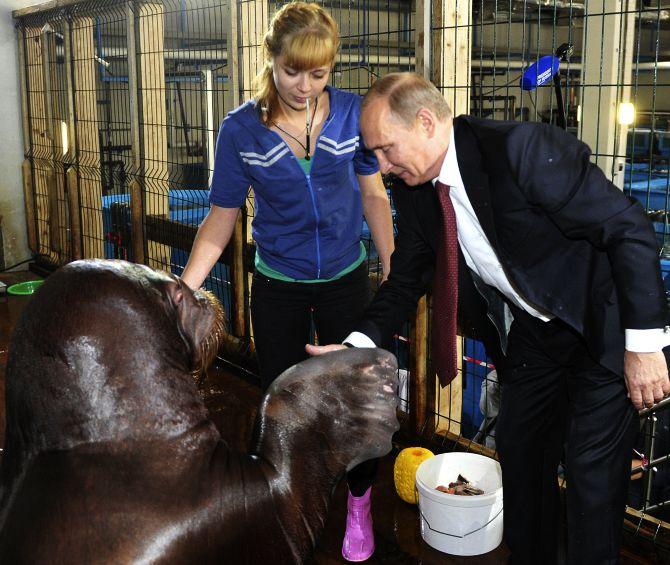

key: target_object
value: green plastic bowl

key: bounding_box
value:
[7,279,45,296]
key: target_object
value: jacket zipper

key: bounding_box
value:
[305,173,321,278]
[266,110,337,279]
[298,112,336,279]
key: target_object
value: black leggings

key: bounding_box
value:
[250,262,379,496]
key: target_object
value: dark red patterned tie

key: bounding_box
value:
[432,181,458,387]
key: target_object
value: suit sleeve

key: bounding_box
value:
[355,182,436,345]
[507,124,667,329]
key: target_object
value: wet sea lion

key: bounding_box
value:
[0,259,398,564]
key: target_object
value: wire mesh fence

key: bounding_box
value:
[13,0,670,550]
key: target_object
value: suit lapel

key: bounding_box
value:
[452,117,498,248]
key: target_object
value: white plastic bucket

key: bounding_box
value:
[415,452,503,556]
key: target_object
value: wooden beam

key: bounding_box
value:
[127,2,141,173]
[25,26,59,264]
[66,166,82,261]
[414,0,430,79]
[232,211,246,338]
[430,1,472,436]
[580,0,635,185]
[130,179,146,265]
[227,3,246,339]
[72,16,105,259]
[40,27,62,256]
[239,0,267,245]
[17,26,30,157]
[136,2,170,269]
[21,160,38,255]
[435,0,471,116]
[13,0,89,19]
[410,296,431,435]
[238,0,268,343]
[435,337,463,436]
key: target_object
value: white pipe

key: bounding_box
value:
[56,43,670,73]
[85,46,228,61]
[635,61,670,70]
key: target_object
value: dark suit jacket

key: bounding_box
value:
[356,116,669,377]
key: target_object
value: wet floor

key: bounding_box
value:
[0,269,661,564]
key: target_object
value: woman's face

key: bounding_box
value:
[272,54,331,113]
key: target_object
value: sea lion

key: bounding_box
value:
[0,259,398,564]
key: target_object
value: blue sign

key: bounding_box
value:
[521,55,561,91]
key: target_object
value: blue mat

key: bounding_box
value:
[626,176,670,210]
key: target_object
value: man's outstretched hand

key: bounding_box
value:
[305,343,347,356]
[623,350,670,411]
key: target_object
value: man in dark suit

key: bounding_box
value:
[308,73,670,563]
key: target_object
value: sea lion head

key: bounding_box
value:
[4,259,225,461]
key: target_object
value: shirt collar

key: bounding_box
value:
[434,126,460,187]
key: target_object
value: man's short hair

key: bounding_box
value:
[362,73,452,127]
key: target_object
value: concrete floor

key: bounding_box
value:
[0,268,662,564]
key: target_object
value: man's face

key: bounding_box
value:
[361,98,440,186]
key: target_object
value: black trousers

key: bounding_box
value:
[495,307,637,565]
[250,262,379,496]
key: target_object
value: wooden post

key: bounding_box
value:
[66,166,82,261]
[228,0,240,109]
[72,16,105,259]
[18,28,38,256]
[409,1,433,436]
[130,179,146,265]
[431,0,472,438]
[23,25,60,264]
[239,0,268,99]
[435,0,471,116]
[18,26,30,158]
[21,159,38,254]
[237,0,268,342]
[410,296,431,435]
[615,0,636,190]
[40,26,61,256]
[580,0,636,186]
[227,0,246,339]
[414,0,431,79]
[232,211,245,338]
[137,3,170,270]
[435,339,463,436]
[127,2,141,173]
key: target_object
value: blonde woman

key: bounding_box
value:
[181,3,393,561]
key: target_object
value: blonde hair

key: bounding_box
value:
[253,2,340,125]
[362,72,452,127]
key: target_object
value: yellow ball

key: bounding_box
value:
[393,447,435,504]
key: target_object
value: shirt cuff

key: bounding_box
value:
[625,327,670,352]
[343,331,376,348]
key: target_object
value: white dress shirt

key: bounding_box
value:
[347,129,669,352]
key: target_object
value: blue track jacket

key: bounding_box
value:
[209,86,379,280]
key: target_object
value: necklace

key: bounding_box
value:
[272,96,319,161]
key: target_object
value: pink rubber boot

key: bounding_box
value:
[341,487,374,562]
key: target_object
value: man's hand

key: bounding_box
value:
[305,344,347,356]
[623,350,670,411]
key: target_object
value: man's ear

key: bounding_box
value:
[415,107,436,138]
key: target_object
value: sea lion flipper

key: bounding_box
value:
[245,348,399,562]
[253,348,399,475]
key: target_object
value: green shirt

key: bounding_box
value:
[255,241,367,283]
[297,157,312,175]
